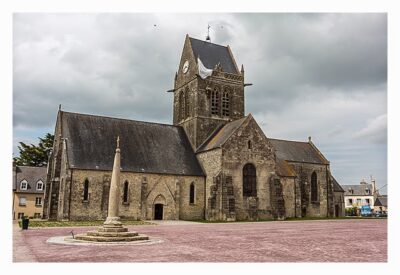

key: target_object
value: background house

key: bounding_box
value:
[342,179,376,215]
[13,166,47,220]
[374,195,388,214]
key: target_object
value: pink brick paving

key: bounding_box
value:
[13,219,387,262]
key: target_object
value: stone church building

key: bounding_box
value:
[43,35,345,221]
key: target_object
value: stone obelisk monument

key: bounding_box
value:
[103,136,122,228]
[75,137,149,242]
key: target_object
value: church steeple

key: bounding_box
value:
[173,35,245,150]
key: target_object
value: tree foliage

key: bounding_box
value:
[13,133,54,167]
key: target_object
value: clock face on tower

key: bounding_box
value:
[182,60,189,74]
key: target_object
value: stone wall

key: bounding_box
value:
[289,162,333,217]
[63,169,204,221]
[196,148,222,220]
[280,176,299,218]
[333,191,345,217]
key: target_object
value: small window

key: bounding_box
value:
[365,198,370,205]
[19,197,26,206]
[248,140,252,149]
[357,198,362,205]
[34,213,41,219]
[83,179,89,201]
[35,197,42,206]
[20,180,27,190]
[123,181,129,203]
[18,213,25,219]
[348,198,353,205]
[189,183,195,204]
[36,180,44,191]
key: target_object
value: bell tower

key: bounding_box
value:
[173,35,245,150]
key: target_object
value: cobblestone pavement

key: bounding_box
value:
[13,219,387,262]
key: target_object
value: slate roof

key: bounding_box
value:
[197,116,248,152]
[189,37,238,74]
[13,166,47,193]
[342,184,374,196]
[60,111,204,176]
[276,158,296,177]
[331,176,345,192]
[269,139,328,165]
[374,195,387,207]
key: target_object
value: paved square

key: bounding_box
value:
[13,219,387,262]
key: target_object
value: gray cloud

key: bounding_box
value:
[13,13,387,192]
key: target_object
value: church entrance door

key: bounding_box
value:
[335,205,339,217]
[154,203,163,220]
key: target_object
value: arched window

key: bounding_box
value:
[179,90,185,121]
[211,88,220,115]
[311,172,318,202]
[189,182,195,204]
[243,163,257,197]
[222,90,230,117]
[83,179,89,201]
[123,181,129,203]
[184,88,190,118]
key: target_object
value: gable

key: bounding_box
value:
[61,111,204,176]
[197,116,247,152]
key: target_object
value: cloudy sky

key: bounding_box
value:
[13,13,387,193]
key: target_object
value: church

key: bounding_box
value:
[43,35,345,221]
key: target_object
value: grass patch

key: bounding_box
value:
[186,218,276,223]
[185,216,386,224]
[18,219,154,228]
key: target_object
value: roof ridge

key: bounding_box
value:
[61,110,178,128]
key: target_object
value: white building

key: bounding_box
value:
[342,179,376,211]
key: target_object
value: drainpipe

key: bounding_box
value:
[13,166,17,220]
[326,165,329,217]
[294,177,296,218]
[68,169,73,220]
[204,177,206,220]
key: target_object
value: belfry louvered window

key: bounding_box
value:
[243,163,257,197]
[184,88,190,118]
[211,88,220,115]
[311,172,318,202]
[222,91,230,117]
[179,90,185,121]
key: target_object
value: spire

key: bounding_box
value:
[206,24,211,42]
[241,64,244,74]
